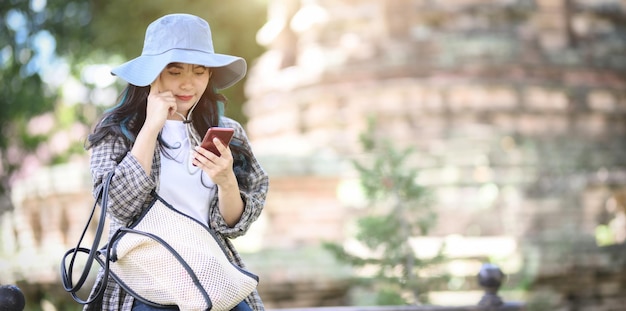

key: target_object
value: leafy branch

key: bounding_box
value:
[324,117,447,305]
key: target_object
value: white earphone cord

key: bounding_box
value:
[173,100,201,147]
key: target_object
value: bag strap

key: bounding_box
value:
[60,171,115,305]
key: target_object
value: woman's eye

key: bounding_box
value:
[168,71,181,76]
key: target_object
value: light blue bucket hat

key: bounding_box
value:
[111,13,246,90]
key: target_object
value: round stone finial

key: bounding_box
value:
[0,285,26,311]
[477,263,505,307]
[478,263,505,289]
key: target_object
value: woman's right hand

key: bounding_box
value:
[130,78,176,175]
[145,79,176,133]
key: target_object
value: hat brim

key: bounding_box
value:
[111,49,247,90]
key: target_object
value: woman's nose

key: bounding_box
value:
[180,74,193,89]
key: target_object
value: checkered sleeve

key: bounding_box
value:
[89,134,157,224]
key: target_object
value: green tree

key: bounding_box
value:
[324,118,447,305]
[0,0,93,212]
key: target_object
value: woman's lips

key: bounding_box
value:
[177,95,193,101]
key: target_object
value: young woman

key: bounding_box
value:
[84,14,268,311]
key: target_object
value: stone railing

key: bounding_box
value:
[270,264,525,311]
[0,264,524,311]
[272,305,523,311]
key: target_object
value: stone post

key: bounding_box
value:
[477,263,505,307]
[0,285,25,311]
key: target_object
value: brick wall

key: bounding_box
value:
[244,0,626,308]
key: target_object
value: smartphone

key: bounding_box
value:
[200,127,234,156]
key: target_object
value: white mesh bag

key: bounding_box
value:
[61,172,257,310]
[105,196,259,311]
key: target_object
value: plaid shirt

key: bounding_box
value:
[83,117,268,311]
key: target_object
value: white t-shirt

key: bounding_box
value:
[158,120,215,225]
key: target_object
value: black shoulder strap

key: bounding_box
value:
[60,171,115,305]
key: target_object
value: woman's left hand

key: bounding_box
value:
[193,138,236,186]
[194,137,244,226]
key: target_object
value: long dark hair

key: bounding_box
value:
[86,81,253,189]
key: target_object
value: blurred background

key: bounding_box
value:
[1,0,626,310]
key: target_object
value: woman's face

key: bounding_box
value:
[157,62,211,117]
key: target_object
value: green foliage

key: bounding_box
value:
[376,287,407,306]
[0,0,93,203]
[324,117,446,305]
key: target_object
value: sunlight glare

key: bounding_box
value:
[30,0,47,13]
[41,60,69,88]
[6,10,26,32]
[291,2,328,33]
[82,64,116,88]
[61,77,89,105]
[0,46,12,69]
